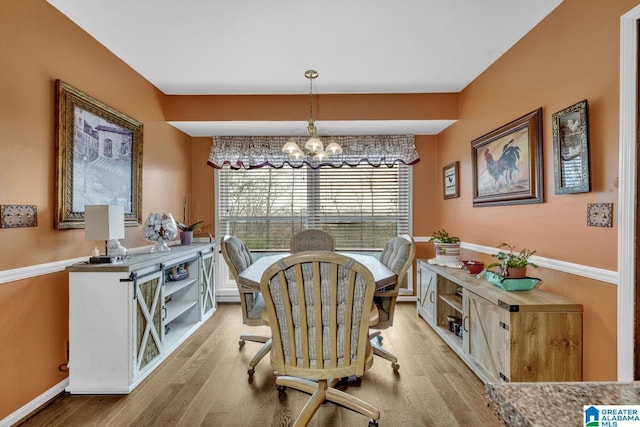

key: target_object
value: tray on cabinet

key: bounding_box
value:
[481,270,541,291]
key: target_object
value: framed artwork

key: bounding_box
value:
[55,80,143,229]
[552,99,590,194]
[442,161,459,199]
[472,108,543,207]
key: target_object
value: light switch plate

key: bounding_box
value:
[587,203,613,227]
[0,205,37,228]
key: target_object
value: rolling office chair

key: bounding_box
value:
[220,235,272,376]
[260,252,380,427]
[370,234,416,371]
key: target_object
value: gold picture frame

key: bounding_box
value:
[54,80,143,229]
[472,108,543,207]
[552,99,590,194]
[443,161,459,199]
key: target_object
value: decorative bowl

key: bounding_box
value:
[462,260,484,274]
[482,270,541,291]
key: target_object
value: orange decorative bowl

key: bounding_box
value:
[462,260,484,274]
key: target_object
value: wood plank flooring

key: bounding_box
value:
[18,303,503,427]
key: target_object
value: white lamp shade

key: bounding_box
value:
[304,137,324,153]
[85,205,125,241]
[325,140,343,155]
[282,139,300,154]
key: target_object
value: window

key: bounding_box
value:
[215,163,411,251]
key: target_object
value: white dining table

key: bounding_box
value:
[237,252,396,291]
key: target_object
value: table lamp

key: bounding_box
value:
[85,204,125,264]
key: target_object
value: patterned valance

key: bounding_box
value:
[208,135,419,169]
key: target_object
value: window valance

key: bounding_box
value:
[207,135,419,169]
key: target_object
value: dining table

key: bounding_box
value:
[238,252,397,291]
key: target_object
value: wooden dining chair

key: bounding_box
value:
[289,229,335,253]
[370,234,416,371]
[220,235,272,376]
[260,252,380,427]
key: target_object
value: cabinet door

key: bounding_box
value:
[417,262,436,324]
[133,270,164,377]
[201,250,215,316]
[465,291,509,382]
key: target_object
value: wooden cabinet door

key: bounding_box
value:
[466,291,509,382]
[417,262,436,324]
[133,270,163,377]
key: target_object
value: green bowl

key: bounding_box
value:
[482,270,541,291]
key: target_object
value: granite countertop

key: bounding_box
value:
[487,382,640,426]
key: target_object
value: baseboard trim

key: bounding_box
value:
[0,379,68,427]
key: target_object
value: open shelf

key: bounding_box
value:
[165,277,198,296]
[165,299,198,324]
[439,293,462,313]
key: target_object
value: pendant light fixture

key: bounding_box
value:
[282,70,343,160]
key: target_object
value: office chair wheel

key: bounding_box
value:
[248,367,255,376]
[277,385,287,395]
[368,421,379,427]
[239,339,245,349]
[392,362,400,371]
[376,335,383,344]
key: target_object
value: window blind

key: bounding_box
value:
[216,163,411,251]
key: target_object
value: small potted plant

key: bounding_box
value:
[177,220,204,246]
[428,229,461,263]
[486,243,538,278]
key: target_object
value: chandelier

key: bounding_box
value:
[282,70,343,160]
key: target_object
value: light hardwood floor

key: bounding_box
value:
[19,303,503,426]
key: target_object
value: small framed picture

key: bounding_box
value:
[443,161,460,199]
[552,99,590,194]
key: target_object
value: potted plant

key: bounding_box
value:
[486,243,538,278]
[428,229,461,263]
[177,220,204,246]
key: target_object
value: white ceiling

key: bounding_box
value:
[47,0,563,135]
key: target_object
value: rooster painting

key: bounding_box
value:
[484,139,521,186]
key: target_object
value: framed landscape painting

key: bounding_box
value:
[54,80,143,229]
[471,108,544,207]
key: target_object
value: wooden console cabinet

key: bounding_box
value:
[417,260,582,383]
[66,243,215,394]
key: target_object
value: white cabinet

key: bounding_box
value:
[67,243,215,394]
[417,261,582,383]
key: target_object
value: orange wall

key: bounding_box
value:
[0,0,633,421]
[164,93,460,122]
[0,2,193,419]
